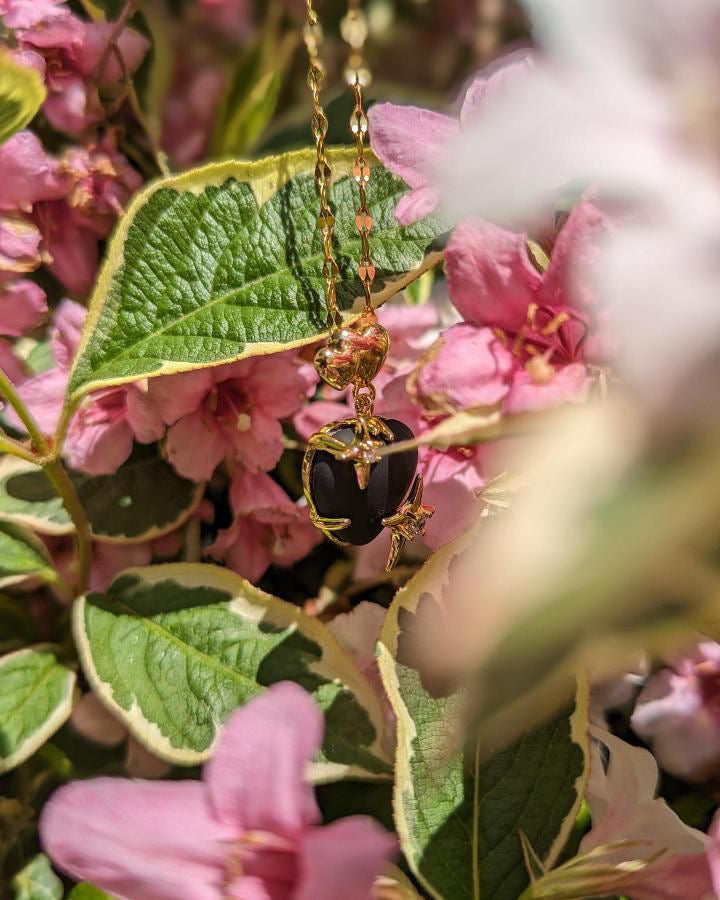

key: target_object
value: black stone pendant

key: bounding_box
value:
[308,418,418,545]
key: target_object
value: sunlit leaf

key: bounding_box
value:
[0,53,46,145]
[66,149,447,402]
[74,563,393,779]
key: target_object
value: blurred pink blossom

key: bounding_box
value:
[14,301,164,474]
[631,640,720,782]
[209,468,320,582]
[34,137,142,295]
[2,0,149,134]
[368,53,532,225]
[0,214,43,277]
[150,353,315,481]
[0,279,47,336]
[41,682,396,899]
[196,0,253,40]
[580,726,712,899]
[161,60,225,166]
[0,131,66,210]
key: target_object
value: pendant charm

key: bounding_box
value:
[302,414,434,570]
[313,313,389,391]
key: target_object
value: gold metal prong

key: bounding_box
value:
[381,474,434,571]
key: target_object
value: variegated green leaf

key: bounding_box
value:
[378,535,589,900]
[66,148,447,402]
[74,563,392,779]
[0,648,76,773]
[12,854,63,900]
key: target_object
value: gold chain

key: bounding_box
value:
[342,1,374,314]
[303,1,342,334]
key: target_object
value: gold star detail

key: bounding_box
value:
[382,475,434,571]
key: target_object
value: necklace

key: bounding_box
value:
[301,0,434,571]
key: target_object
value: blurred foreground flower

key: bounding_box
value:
[631,639,720,782]
[41,682,395,899]
[578,726,712,899]
[442,0,720,401]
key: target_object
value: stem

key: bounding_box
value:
[44,459,92,594]
[0,433,37,464]
[0,369,91,595]
[0,368,49,454]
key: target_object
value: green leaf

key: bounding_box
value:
[0,648,76,773]
[67,148,447,401]
[12,854,62,900]
[67,885,113,899]
[215,69,283,156]
[0,447,203,542]
[0,521,56,587]
[74,563,393,779]
[0,53,46,146]
[71,443,203,543]
[377,536,589,900]
[0,457,72,536]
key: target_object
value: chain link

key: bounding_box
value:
[342,1,375,314]
[303,1,342,334]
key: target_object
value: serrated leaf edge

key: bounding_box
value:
[66,146,443,403]
[377,526,590,898]
[73,561,393,780]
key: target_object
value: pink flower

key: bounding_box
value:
[196,0,253,40]
[161,60,225,166]
[446,201,609,363]
[0,214,43,276]
[3,0,149,134]
[579,726,712,900]
[34,137,142,295]
[0,131,66,211]
[0,279,47,336]
[368,53,532,225]
[209,468,320,582]
[41,682,396,899]
[631,640,720,782]
[150,354,314,481]
[14,301,164,474]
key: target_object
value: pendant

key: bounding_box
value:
[303,314,434,571]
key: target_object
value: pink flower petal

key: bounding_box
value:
[504,362,590,413]
[0,131,66,210]
[64,413,134,475]
[165,409,226,481]
[540,199,606,311]
[0,339,27,384]
[368,103,459,192]
[296,817,396,900]
[14,366,67,434]
[459,52,535,126]
[210,517,272,582]
[40,778,232,900]
[77,23,150,83]
[50,299,85,370]
[293,400,351,442]
[125,384,165,444]
[204,682,322,836]
[413,324,514,412]
[229,469,300,522]
[394,186,441,225]
[149,368,215,425]
[34,201,99,295]
[0,214,42,275]
[90,541,153,592]
[0,279,47,337]
[445,220,542,331]
[229,407,284,472]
